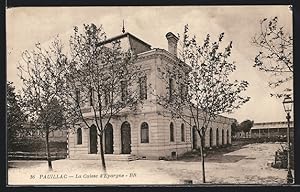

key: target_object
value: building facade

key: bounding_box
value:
[68,32,235,160]
[250,121,294,139]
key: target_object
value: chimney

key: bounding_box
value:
[165,32,179,57]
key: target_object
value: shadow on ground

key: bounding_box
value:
[177,140,251,163]
[8,161,45,169]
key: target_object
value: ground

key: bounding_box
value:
[8,142,292,185]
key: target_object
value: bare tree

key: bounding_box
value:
[18,37,68,170]
[252,17,293,98]
[156,25,250,183]
[63,24,144,173]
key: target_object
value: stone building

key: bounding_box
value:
[16,123,68,142]
[68,32,235,160]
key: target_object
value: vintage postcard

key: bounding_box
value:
[6,6,294,186]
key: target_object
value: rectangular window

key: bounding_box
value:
[180,83,184,102]
[75,88,80,103]
[89,87,93,106]
[76,88,85,107]
[121,81,127,101]
[169,78,174,102]
[104,91,110,106]
[139,76,147,100]
[180,84,188,102]
[184,85,188,100]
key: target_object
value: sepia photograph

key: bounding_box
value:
[6,5,294,185]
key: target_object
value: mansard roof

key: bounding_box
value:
[97,32,151,51]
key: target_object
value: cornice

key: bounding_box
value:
[136,48,191,72]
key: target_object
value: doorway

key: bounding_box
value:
[89,125,98,154]
[105,123,114,154]
[121,121,131,154]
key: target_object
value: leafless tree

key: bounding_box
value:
[156,25,250,183]
[63,24,144,173]
[252,17,293,98]
[18,37,69,170]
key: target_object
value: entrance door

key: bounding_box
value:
[192,126,197,149]
[121,121,131,154]
[90,125,98,154]
[105,123,114,154]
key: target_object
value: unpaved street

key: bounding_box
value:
[8,143,290,185]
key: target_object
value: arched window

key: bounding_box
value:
[209,128,213,147]
[141,122,149,143]
[222,129,224,145]
[77,128,82,145]
[227,130,230,144]
[170,122,174,142]
[216,128,219,146]
[181,124,185,142]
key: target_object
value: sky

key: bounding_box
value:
[6,6,293,123]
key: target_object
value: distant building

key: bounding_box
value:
[16,123,67,142]
[234,131,250,139]
[68,32,235,160]
[250,121,294,139]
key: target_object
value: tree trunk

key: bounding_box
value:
[99,134,107,173]
[45,128,53,171]
[199,137,206,183]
